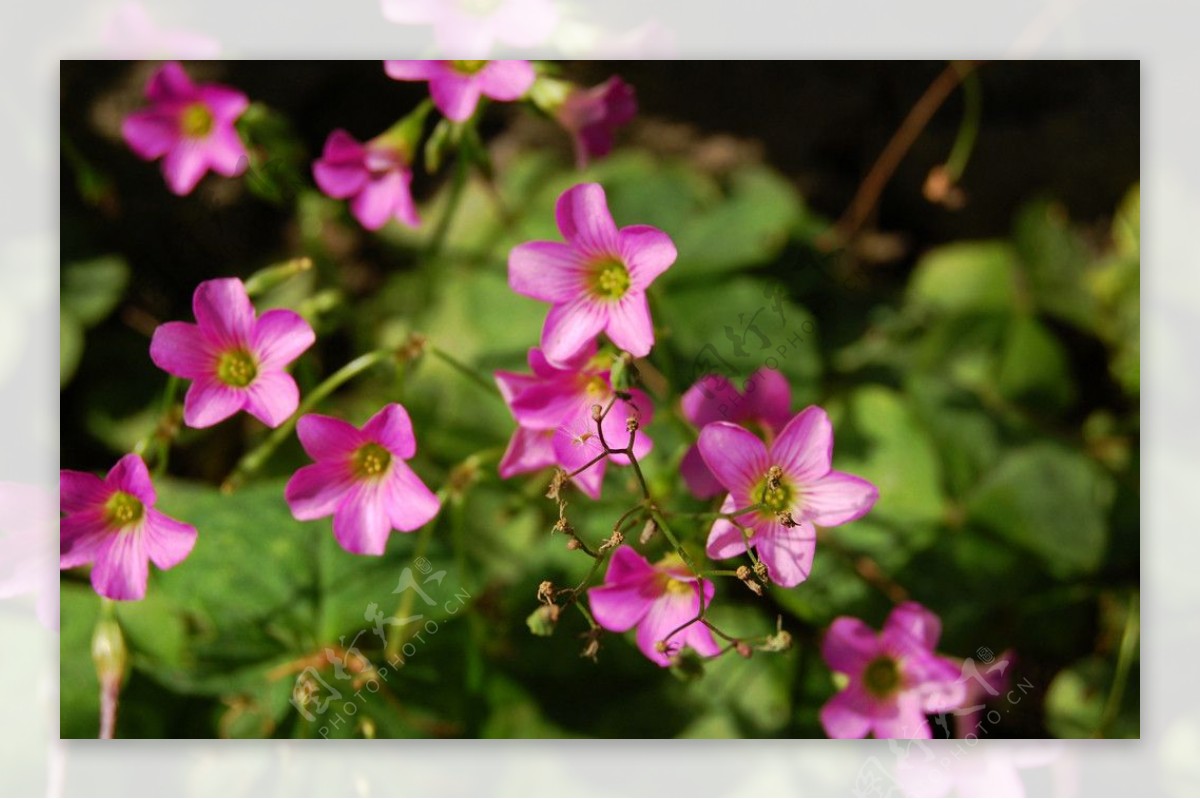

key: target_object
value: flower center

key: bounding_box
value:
[216,349,258,388]
[655,554,694,595]
[583,375,608,397]
[588,257,631,301]
[179,102,214,138]
[862,655,903,698]
[352,442,393,479]
[751,465,795,515]
[104,491,144,528]
[449,60,489,75]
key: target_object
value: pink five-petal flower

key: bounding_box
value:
[149,278,315,429]
[509,182,677,366]
[493,344,654,499]
[285,404,441,556]
[819,602,968,739]
[383,60,536,122]
[121,61,248,196]
[587,545,720,667]
[680,368,792,500]
[313,129,420,232]
[381,0,559,57]
[555,76,637,168]
[60,454,198,601]
[697,406,878,588]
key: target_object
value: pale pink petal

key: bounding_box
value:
[871,692,932,739]
[754,519,817,587]
[382,59,441,81]
[242,371,300,428]
[141,510,197,569]
[706,517,751,561]
[296,414,363,461]
[555,183,619,255]
[203,125,249,177]
[91,531,148,601]
[362,403,417,459]
[636,589,704,667]
[771,406,834,483]
[552,411,609,482]
[60,511,111,569]
[252,309,315,370]
[476,60,536,101]
[149,321,215,379]
[106,454,156,505]
[569,462,605,499]
[801,470,878,527]
[541,298,607,367]
[820,688,873,739]
[508,378,583,430]
[490,0,559,47]
[494,369,539,405]
[122,109,177,160]
[383,461,440,531]
[497,427,556,478]
[528,343,594,376]
[350,171,405,231]
[822,617,880,675]
[508,240,587,302]
[313,130,368,199]
[183,378,246,428]
[60,470,110,515]
[619,225,676,288]
[431,13,495,57]
[285,461,357,521]
[145,61,194,103]
[587,582,650,632]
[192,278,255,347]
[161,141,209,195]
[909,657,968,715]
[428,72,484,122]
[742,368,792,431]
[380,0,440,24]
[332,482,393,555]
[604,293,654,357]
[680,444,723,499]
[681,373,742,428]
[696,421,768,496]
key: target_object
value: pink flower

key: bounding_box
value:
[0,481,58,629]
[149,278,315,429]
[380,0,559,57]
[680,368,792,499]
[60,454,198,601]
[313,129,420,231]
[819,602,968,739]
[383,60,536,122]
[494,344,653,499]
[697,406,878,587]
[101,2,221,58]
[587,545,720,667]
[509,183,676,366]
[555,76,637,167]
[121,61,248,195]
[285,404,441,555]
[952,649,1015,738]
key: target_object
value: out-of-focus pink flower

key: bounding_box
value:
[892,743,1062,797]
[102,2,221,58]
[494,344,653,499]
[0,481,58,629]
[60,454,198,601]
[121,61,248,195]
[680,368,792,499]
[698,407,878,587]
[383,60,535,122]
[555,76,636,167]
[313,129,419,231]
[380,0,559,57]
[285,404,441,555]
[587,545,720,666]
[508,182,676,366]
[820,602,967,739]
[953,650,1015,738]
[149,278,315,429]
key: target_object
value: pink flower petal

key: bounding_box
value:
[195,84,249,122]
[145,61,194,103]
[587,581,649,632]
[161,141,209,195]
[508,377,584,430]
[106,454,156,505]
[242,371,300,428]
[60,470,110,515]
[285,461,357,521]
[183,378,246,428]
[60,510,111,569]
[476,60,536,101]
[754,519,816,587]
[296,414,363,461]
[498,427,556,478]
[871,692,932,739]
[203,125,249,177]
[528,343,594,376]
[494,369,539,405]
[822,617,880,675]
[604,292,654,357]
[142,510,197,569]
[802,470,878,526]
[149,321,215,379]
[706,496,752,559]
[91,531,148,601]
[350,171,406,230]
[555,182,619,255]
[122,109,178,160]
[252,309,315,371]
[885,601,943,651]
[820,688,874,739]
[384,461,440,531]
[313,130,368,199]
[382,59,440,81]
[619,224,676,287]
[192,278,255,348]
[770,406,834,483]
[680,444,724,499]
[508,241,588,303]
[742,368,792,431]
[681,373,741,428]
[490,0,559,47]
[697,421,768,496]
[362,403,418,459]
[635,589,706,667]
[603,544,657,584]
[332,482,393,555]
[428,72,484,122]
[541,297,607,367]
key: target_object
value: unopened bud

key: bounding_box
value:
[639,518,658,545]
[625,417,639,433]
[92,617,127,685]
[736,641,753,658]
[526,604,560,637]
[590,404,603,422]
[566,537,582,551]
[581,631,602,662]
[736,564,763,596]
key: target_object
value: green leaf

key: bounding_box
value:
[1012,199,1098,331]
[1045,655,1138,738]
[965,444,1115,577]
[61,255,130,328]
[60,310,84,386]
[996,315,1074,411]
[906,241,1020,315]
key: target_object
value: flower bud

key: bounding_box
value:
[625,417,639,433]
[536,580,555,604]
[639,518,658,545]
[590,404,604,422]
[526,604,560,637]
[752,561,769,583]
[736,641,753,658]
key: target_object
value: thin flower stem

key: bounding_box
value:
[574,601,598,630]
[426,345,502,399]
[425,151,469,259]
[385,503,442,661]
[1097,592,1139,737]
[133,376,181,475]
[223,348,391,492]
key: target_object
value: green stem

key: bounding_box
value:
[223,349,391,491]
[944,64,982,181]
[1097,593,1139,737]
[426,151,469,259]
[426,345,502,399]
[385,506,441,660]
